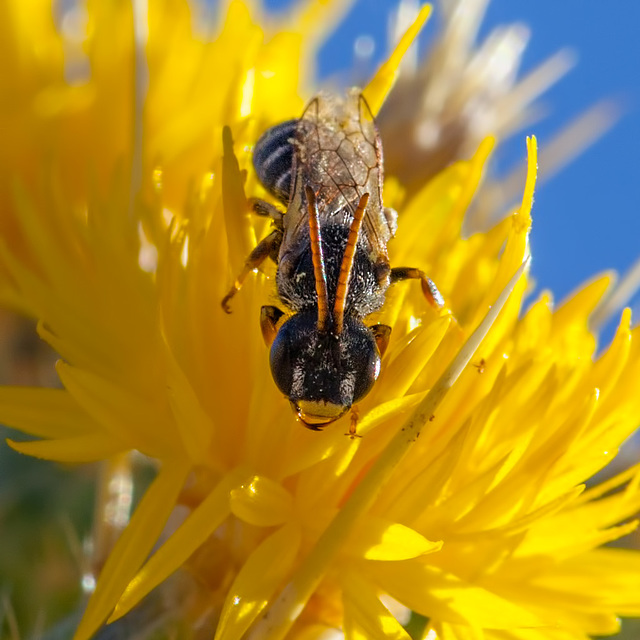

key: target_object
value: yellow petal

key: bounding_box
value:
[393,161,468,256]
[553,274,613,334]
[110,467,252,622]
[8,433,125,462]
[517,135,537,232]
[215,522,301,640]
[468,138,536,334]
[572,548,640,615]
[279,423,360,481]
[293,435,361,509]
[222,125,252,271]
[363,4,432,115]
[365,561,547,629]
[74,461,190,640]
[345,517,442,561]
[56,361,172,458]
[427,621,483,640]
[162,333,214,465]
[0,387,96,438]
[484,486,584,538]
[342,571,412,640]
[436,137,496,253]
[230,474,294,527]
[586,306,631,397]
[379,316,451,400]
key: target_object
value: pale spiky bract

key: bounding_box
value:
[1,2,639,640]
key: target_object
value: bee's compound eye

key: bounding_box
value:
[269,312,318,399]
[351,337,381,403]
[269,328,294,396]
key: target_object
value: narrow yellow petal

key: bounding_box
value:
[577,548,640,614]
[521,490,640,559]
[513,293,553,354]
[471,139,535,334]
[439,137,496,248]
[344,517,442,561]
[553,274,613,333]
[516,136,537,232]
[0,387,96,438]
[215,523,301,640]
[110,467,252,622]
[230,474,294,527]
[279,423,360,481]
[485,566,622,636]
[365,562,548,629]
[379,316,451,399]
[222,125,252,272]
[415,454,510,534]
[377,419,471,524]
[8,434,126,462]
[74,462,190,640]
[393,161,468,254]
[56,361,172,458]
[362,4,432,115]
[342,571,412,640]
[428,621,484,640]
[578,461,640,504]
[162,333,214,465]
[586,306,631,396]
[356,393,424,437]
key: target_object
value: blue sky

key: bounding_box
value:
[265,0,640,340]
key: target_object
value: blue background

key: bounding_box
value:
[266,0,640,342]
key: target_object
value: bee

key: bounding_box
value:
[222,89,442,435]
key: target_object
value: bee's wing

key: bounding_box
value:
[281,91,393,266]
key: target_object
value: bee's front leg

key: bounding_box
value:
[346,406,362,439]
[390,267,444,309]
[221,229,282,313]
[248,197,284,230]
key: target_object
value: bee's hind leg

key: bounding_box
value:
[390,267,444,309]
[221,229,282,313]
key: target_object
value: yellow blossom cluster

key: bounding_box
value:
[0,1,639,639]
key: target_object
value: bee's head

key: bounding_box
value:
[267,310,385,429]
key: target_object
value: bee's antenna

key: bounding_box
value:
[333,192,369,334]
[305,186,330,333]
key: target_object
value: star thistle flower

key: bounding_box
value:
[1,2,640,640]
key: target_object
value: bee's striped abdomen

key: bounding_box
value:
[253,119,298,205]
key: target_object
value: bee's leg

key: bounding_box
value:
[221,229,282,313]
[248,197,284,230]
[390,267,444,309]
[383,207,398,236]
[369,323,392,357]
[260,305,285,347]
[346,406,363,439]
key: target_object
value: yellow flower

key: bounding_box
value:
[1,1,640,640]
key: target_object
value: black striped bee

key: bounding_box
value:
[223,89,442,435]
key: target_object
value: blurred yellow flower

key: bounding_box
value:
[1,1,639,640]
